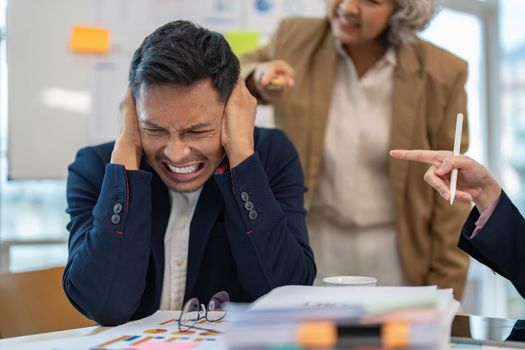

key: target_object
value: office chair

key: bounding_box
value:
[0,266,95,338]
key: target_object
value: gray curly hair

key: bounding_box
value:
[388,0,441,46]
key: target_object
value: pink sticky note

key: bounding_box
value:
[132,342,197,350]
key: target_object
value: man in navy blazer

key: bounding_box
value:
[458,191,525,298]
[64,20,316,326]
[391,149,525,298]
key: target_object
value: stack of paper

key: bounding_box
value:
[224,285,459,349]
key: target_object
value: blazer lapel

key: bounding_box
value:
[389,43,424,211]
[142,161,171,307]
[310,25,338,134]
[307,26,338,199]
[185,176,224,299]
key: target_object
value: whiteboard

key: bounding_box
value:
[7,0,92,179]
[7,0,325,179]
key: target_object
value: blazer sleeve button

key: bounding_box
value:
[244,200,254,211]
[113,203,123,214]
[111,214,121,225]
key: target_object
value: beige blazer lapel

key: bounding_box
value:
[389,44,424,210]
[305,31,338,200]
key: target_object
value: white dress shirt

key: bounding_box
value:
[309,42,406,286]
[159,188,202,310]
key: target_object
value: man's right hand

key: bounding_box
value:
[110,89,143,170]
[253,60,295,100]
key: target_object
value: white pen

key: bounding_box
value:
[449,113,464,205]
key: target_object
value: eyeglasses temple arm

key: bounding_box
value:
[190,325,223,333]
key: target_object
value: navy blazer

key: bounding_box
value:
[459,191,525,298]
[63,127,316,325]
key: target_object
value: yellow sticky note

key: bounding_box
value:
[225,30,260,57]
[69,25,111,54]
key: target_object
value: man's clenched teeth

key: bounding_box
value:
[167,163,201,174]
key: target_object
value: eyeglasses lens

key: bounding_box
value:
[206,291,229,321]
[179,298,200,331]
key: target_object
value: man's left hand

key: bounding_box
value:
[221,78,256,168]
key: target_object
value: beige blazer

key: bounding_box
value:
[241,17,471,299]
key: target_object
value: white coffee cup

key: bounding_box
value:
[322,275,378,287]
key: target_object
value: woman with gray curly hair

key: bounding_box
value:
[240,0,470,300]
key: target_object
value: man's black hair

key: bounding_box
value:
[129,20,240,102]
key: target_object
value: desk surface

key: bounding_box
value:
[0,326,105,349]
[1,314,524,350]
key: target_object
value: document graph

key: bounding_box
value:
[92,314,225,349]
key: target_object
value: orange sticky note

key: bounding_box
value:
[69,25,111,54]
[382,320,410,348]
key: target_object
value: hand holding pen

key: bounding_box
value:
[253,60,295,99]
[389,149,501,214]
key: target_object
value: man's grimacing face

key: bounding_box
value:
[136,80,226,192]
